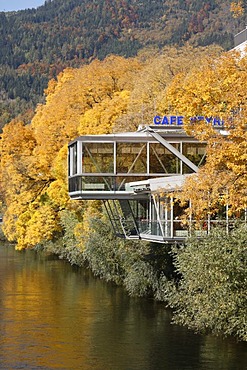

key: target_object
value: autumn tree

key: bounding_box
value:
[0,55,142,250]
[159,50,247,220]
[231,1,246,18]
[115,44,222,132]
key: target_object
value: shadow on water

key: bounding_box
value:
[0,244,246,370]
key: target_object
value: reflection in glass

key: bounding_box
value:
[182,143,206,174]
[117,143,147,173]
[69,143,77,176]
[149,143,180,174]
[82,143,114,173]
[69,175,151,193]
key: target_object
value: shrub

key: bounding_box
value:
[169,224,247,341]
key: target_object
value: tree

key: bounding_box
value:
[230,1,246,18]
[115,44,222,132]
[170,225,247,341]
[160,50,247,219]
[0,55,142,250]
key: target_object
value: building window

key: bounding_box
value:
[149,142,180,174]
[182,143,206,173]
[69,143,77,176]
[116,143,147,173]
[82,143,114,173]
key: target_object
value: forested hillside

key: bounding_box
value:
[0,0,245,128]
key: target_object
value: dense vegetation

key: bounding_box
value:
[170,226,247,341]
[0,40,246,341]
[0,0,246,342]
[0,0,245,128]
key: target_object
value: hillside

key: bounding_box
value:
[0,0,245,128]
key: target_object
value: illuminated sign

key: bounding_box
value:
[153,115,224,126]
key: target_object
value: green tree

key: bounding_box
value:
[169,225,247,341]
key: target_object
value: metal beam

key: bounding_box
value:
[151,194,165,239]
[149,130,199,173]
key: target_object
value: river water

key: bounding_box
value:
[0,244,246,370]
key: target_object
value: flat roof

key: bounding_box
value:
[69,126,200,145]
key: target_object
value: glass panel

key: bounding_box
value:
[160,197,172,237]
[130,199,149,220]
[182,143,206,173]
[68,147,71,176]
[173,200,188,235]
[116,175,149,190]
[69,175,151,193]
[128,199,149,234]
[149,143,180,174]
[131,199,151,235]
[69,143,77,176]
[118,200,139,236]
[73,144,77,175]
[104,200,126,237]
[81,176,149,191]
[69,176,81,192]
[182,164,194,174]
[150,198,162,236]
[116,143,147,173]
[81,176,114,191]
[82,143,114,173]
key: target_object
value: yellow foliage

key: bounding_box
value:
[79,201,102,237]
[73,222,86,251]
[161,51,247,134]
[15,205,61,250]
[0,55,142,249]
[230,1,245,17]
[123,45,222,130]
[72,200,102,252]
[1,47,246,249]
[165,51,247,218]
[79,90,130,135]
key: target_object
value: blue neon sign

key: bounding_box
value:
[153,115,224,126]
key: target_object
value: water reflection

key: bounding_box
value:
[0,244,246,369]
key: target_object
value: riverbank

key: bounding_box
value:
[35,219,247,343]
[1,217,246,342]
[1,242,246,369]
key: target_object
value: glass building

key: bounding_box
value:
[68,126,205,198]
[68,125,244,243]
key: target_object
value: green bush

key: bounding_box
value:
[83,215,176,299]
[169,224,247,341]
[83,216,126,284]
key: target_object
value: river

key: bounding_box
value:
[0,243,246,370]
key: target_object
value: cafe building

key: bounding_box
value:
[68,117,240,243]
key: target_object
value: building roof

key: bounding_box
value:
[69,125,199,145]
[233,27,247,56]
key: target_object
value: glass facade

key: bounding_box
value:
[149,142,180,174]
[69,143,78,176]
[69,127,209,194]
[69,175,150,193]
[116,142,147,173]
[182,143,206,174]
[68,128,246,242]
[82,143,114,173]
[68,138,208,196]
[108,196,192,240]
